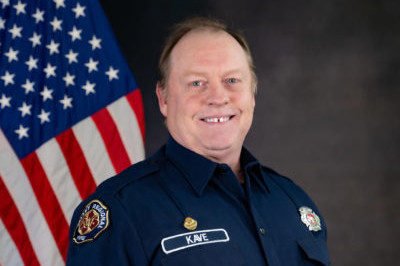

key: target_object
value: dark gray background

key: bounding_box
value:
[99,0,400,265]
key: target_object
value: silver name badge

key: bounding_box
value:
[161,228,230,254]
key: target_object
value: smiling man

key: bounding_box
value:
[67,17,330,265]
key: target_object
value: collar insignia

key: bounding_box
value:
[299,206,321,232]
[73,199,110,244]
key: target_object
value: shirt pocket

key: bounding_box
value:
[297,237,330,265]
[161,241,246,266]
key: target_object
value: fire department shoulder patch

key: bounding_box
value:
[73,199,110,245]
[299,206,321,232]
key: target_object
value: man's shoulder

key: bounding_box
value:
[95,148,166,197]
[260,165,318,208]
[69,147,167,227]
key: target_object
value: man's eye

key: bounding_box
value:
[227,78,238,84]
[192,81,202,86]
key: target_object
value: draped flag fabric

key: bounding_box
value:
[0,0,145,265]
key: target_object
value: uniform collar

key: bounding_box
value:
[241,148,271,194]
[165,136,270,196]
[165,136,218,197]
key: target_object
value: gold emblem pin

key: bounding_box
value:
[183,217,197,231]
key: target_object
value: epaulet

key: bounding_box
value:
[263,166,319,211]
[95,150,165,196]
[261,165,282,176]
[262,165,300,185]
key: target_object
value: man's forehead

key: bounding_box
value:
[170,30,247,66]
[172,29,242,56]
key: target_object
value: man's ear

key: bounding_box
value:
[156,82,167,117]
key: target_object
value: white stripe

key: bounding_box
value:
[73,116,116,185]
[0,218,24,266]
[36,139,82,224]
[107,96,145,164]
[0,130,64,266]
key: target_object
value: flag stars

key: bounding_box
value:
[72,3,86,18]
[32,8,45,23]
[37,109,51,124]
[0,17,5,30]
[50,17,62,32]
[60,94,73,110]
[1,71,15,86]
[4,47,19,63]
[105,66,119,81]
[65,49,78,64]
[85,58,99,73]
[46,40,60,55]
[21,79,35,94]
[0,0,10,9]
[68,26,82,42]
[40,86,54,102]
[0,94,11,109]
[25,56,38,71]
[53,0,66,9]
[82,80,96,95]
[15,124,29,140]
[89,35,101,50]
[18,102,32,117]
[43,63,56,78]
[13,1,26,15]
[8,24,22,39]
[63,72,75,87]
[29,32,42,47]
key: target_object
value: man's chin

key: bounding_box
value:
[200,142,235,157]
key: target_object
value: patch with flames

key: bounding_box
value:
[73,199,110,244]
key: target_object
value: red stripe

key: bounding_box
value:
[20,153,69,262]
[126,89,145,143]
[56,128,97,199]
[92,108,131,173]
[0,176,40,266]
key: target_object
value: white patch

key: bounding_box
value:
[161,228,229,254]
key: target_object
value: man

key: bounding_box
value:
[67,17,330,265]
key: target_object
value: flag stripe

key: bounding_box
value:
[92,108,131,173]
[73,117,116,185]
[36,139,82,224]
[21,153,70,262]
[0,219,24,266]
[0,130,64,266]
[108,94,145,164]
[126,89,146,142]
[56,128,97,200]
[0,178,40,266]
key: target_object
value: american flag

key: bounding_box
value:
[0,0,145,265]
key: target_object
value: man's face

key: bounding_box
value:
[157,30,255,161]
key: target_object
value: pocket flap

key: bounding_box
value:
[297,237,330,265]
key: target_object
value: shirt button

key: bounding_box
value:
[259,227,266,235]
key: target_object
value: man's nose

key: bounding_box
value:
[206,81,229,106]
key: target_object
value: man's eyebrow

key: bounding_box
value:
[223,69,243,76]
[182,71,208,77]
[182,69,244,77]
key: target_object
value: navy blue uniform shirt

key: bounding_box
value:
[67,137,330,265]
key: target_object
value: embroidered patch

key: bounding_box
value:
[161,229,229,254]
[73,199,110,244]
[299,206,322,232]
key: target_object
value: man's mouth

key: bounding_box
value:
[201,116,233,123]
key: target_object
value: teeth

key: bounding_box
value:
[204,116,230,123]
